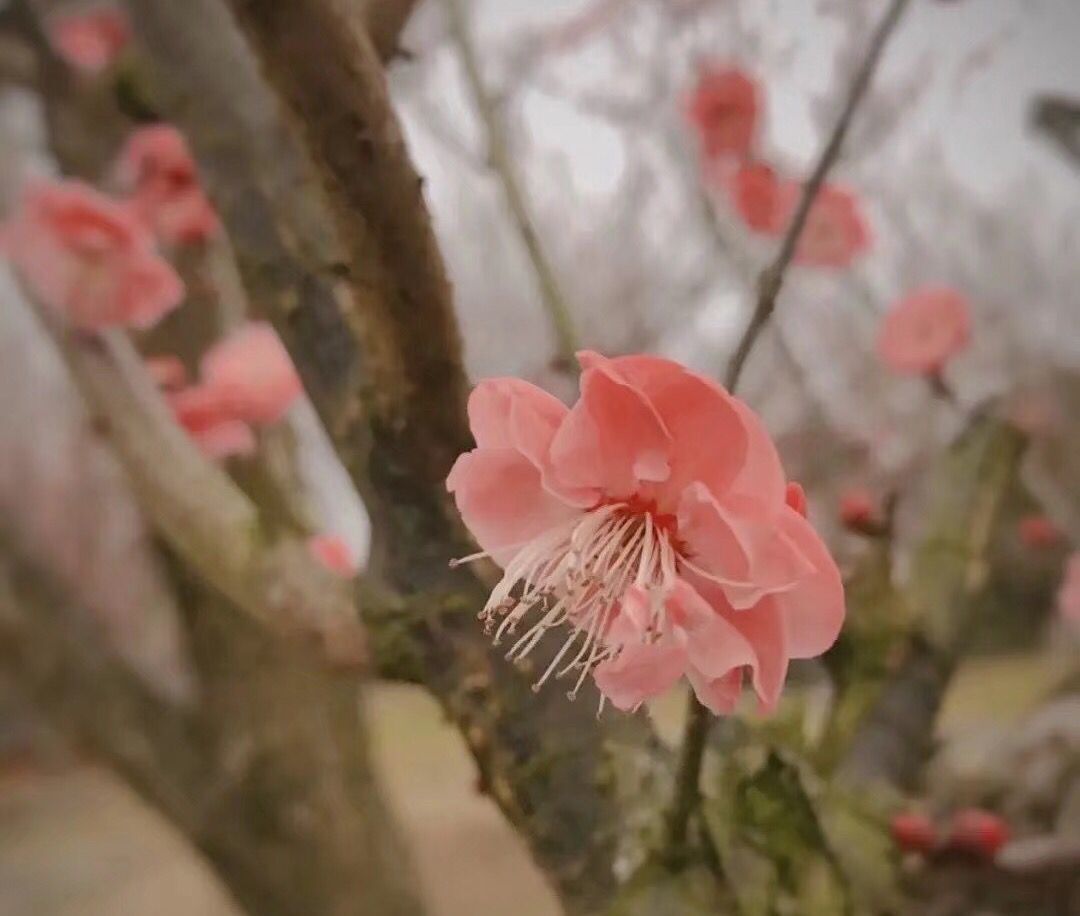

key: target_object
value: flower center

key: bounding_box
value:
[458,501,682,699]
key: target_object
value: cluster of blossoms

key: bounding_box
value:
[115,125,220,246]
[686,65,872,269]
[3,180,183,331]
[448,352,845,714]
[891,808,1010,860]
[47,5,130,75]
[152,321,302,461]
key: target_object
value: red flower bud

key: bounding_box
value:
[946,808,1010,859]
[890,812,938,855]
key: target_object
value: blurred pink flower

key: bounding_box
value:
[838,486,878,531]
[48,6,130,75]
[687,65,760,162]
[144,355,188,390]
[167,384,256,461]
[4,180,183,331]
[729,161,786,234]
[308,534,357,577]
[786,182,872,268]
[876,286,972,376]
[116,124,219,246]
[946,809,1010,859]
[1018,514,1062,549]
[200,322,302,425]
[447,351,844,713]
[1057,553,1080,624]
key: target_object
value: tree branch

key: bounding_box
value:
[723,0,912,391]
[443,0,580,370]
[1030,93,1080,170]
[51,325,367,669]
[362,0,423,63]
[667,0,912,855]
[123,1,658,908]
[0,538,425,916]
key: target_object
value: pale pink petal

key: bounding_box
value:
[772,507,845,659]
[548,354,672,502]
[686,668,743,715]
[580,352,748,511]
[200,322,302,425]
[593,641,687,711]
[467,377,567,467]
[190,419,257,461]
[678,484,812,608]
[667,580,757,680]
[876,286,972,376]
[446,448,579,567]
[724,599,789,713]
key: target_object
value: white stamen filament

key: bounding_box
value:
[454,502,680,697]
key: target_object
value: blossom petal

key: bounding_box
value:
[686,668,743,715]
[548,355,672,502]
[724,599,788,713]
[582,352,748,511]
[593,641,686,712]
[669,580,757,680]
[446,448,579,567]
[773,507,845,659]
[467,377,568,468]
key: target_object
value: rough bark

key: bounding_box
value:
[122,0,659,909]
[0,541,425,916]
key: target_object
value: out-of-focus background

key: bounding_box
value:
[1,1,1079,914]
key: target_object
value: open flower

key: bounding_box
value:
[116,124,219,246]
[686,66,760,162]
[876,286,972,376]
[786,182,872,268]
[199,322,302,425]
[3,180,183,331]
[729,162,786,234]
[447,352,844,713]
[47,6,130,75]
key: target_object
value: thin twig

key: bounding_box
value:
[665,0,912,855]
[724,0,912,392]
[443,0,580,370]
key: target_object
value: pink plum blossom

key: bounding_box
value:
[199,322,302,425]
[447,352,845,714]
[116,125,219,246]
[729,162,786,234]
[167,384,256,461]
[308,534,357,577]
[687,66,760,162]
[47,6,130,75]
[1057,553,1080,624]
[785,182,872,268]
[3,180,183,331]
[876,287,972,376]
